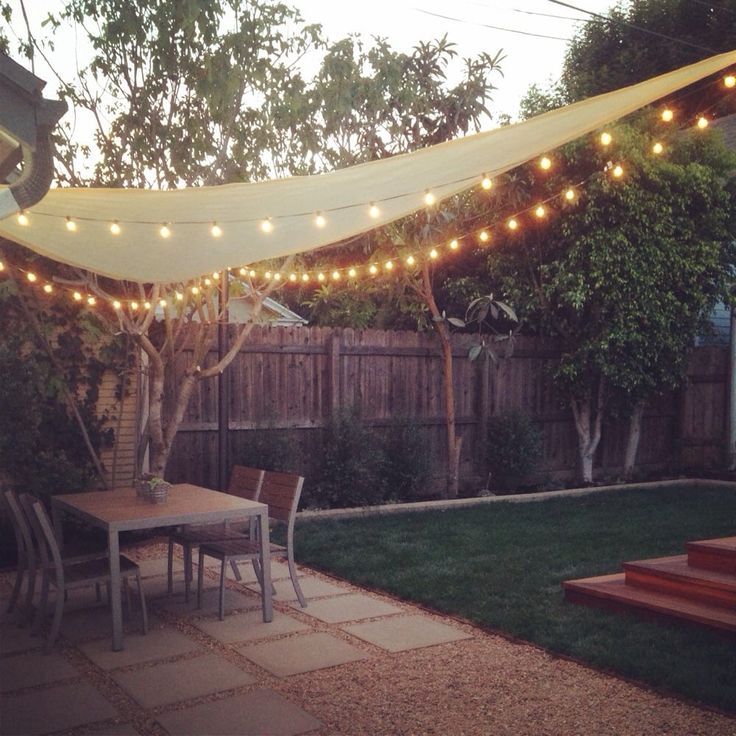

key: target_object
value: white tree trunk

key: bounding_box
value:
[623,402,645,480]
[570,379,606,484]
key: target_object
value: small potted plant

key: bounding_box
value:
[146,476,171,504]
[136,472,154,499]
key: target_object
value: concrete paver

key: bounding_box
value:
[238,632,368,677]
[0,624,42,656]
[0,681,118,735]
[156,687,322,736]
[112,653,256,708]
[342,614,472,651]
[292,593,402,623]
[0,650,78,692]
[226,560,293,583]
[152,586,261,617]
[194,609,310,644]
[79,622,199,670]
[248,575,351,601]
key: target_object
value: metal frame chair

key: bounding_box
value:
[167,465,265,601]
[197,470,306,620]
[20,494,148,651]
[4,490,38,623]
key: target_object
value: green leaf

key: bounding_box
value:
[447,317,465,328]
[468,344,482,361]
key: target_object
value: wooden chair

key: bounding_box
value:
[20,494,148,651]
[167,465,265,601]
[197,470,306,620]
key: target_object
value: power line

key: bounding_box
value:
[412,8,572,41]
[545,0,719,53]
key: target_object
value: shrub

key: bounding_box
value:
[382,418,432,501]
[487,411,543,491]
[235,427,294,473]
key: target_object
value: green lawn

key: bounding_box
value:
[293,484,736,712]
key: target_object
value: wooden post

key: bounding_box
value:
[328,331,341,419]
[477,357,490,477]
[217,271,230,490]
[728,305,736,470]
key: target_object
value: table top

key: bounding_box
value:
[52,484,267,532]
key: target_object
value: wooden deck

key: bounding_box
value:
[563,536,736,634]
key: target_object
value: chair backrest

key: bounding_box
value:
[4,490,35,567]
[259,471,304,527]
[228,465,265,501]
[19,494,63,578]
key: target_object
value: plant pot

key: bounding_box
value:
[147,481,171,504]
[136,474,154,499]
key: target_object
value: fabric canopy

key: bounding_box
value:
[2,49,735,283]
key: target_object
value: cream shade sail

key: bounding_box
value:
[1,49,735,284]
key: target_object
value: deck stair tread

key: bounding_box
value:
[563,573,736,632]
[687,537,736,555]
[624,555,736,592]
[686,536,736,574]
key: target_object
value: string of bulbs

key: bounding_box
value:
[1,72,734,314]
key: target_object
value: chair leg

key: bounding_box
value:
[251,558,276,595]
[219,559,226,621]
[124,578,132,617]
[32,572,49,634]
[167,537,175,596]
[46,588,64,653]
[23,564,37,625]
[135,572,148,635]
[197,549,204,610]
[287,551,307,608]
[229,560,242,581]
[184,544,191,603]
[7,562,25,614]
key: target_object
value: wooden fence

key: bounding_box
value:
[164,325,729,495]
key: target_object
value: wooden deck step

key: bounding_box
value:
[687,537,736,575]
[624,555,736,609]
[563,573,736,634]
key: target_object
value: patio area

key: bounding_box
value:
[1,542,732,736]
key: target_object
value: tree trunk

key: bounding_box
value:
[570,379,606,484]
[622,401,645,480]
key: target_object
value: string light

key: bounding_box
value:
[143,301,151,310]
[612,164,624,178]
[249,270,256,278]
[110,221,121,235]
[131,301,139,311]
[204,278,212,286]
[725,75,735,89]
[26,272,37,282]
[652,142,664,155]
[210,223,223,237]
[348,268,357,278]
[263,272,271,281]
[535,205,546,218]
[661,108,674,122]
[385,260,394,271]
[332,270,340,280]
[112,300,121,309]
[429,248,438,259]
[449,239,459,250]
[43,284,53,294]
[481,175,493,190]
[565,188,576,201]
[302,273,310,282]
[314,213,327,228]
[65,217,77,232]
[274,273,281,281]
[697,115,709,129]
[87,296,96,306]
[369,203,381,218]
[289,273,297,282]
[406,255,416,266]
[423,191,436,206]
[191,286,200,295]
[175,291,184,301]
[260,218,273,233]
[159,299,167,308]
[478,230,490,243]
[317,272,325,281]
[369,265,378,275]
[17,212,28,226]
[159,223,171,238]
[600,132,612,146]
[0,261,4,271]
[239,267,247,276]
[507,218,519,231]
[73,291,82,302]
[539,156,552,171]
[212,271,220,280]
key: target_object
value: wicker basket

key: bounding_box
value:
[147,480,171,504]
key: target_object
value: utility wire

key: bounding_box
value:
[546,0,719,53]
[413,8,571,41]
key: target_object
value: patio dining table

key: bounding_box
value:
[51,483,273,651]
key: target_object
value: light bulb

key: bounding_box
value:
[725,75,736,89]
[369,203,380,218]
[507,218,519,231]
[263,272,271,280]
[332,270,340,280]
[697,116,708,129]
[449,239,459,250]
[260,218,273,233]
[159,224,171,238]
[274,273,281,281]
[302,273,310,282]
[385,260,394,271]
[317,272,325,282]
[210,223,222,237]
[612,164,624,178]
[481,176,493,190]
[289,273,297,282]
[191,286,200,295]
[73,291,82,302]
[249,270,256,278]
[565,188,576,201]
[159,299,167,308]
[0,260,4,271]
[143,301,151,310]
[369,265,378,275]
[87,296,96,306]
[112,300,121,310]
[429,248,438,259]
[478,230,489,243]
[600,132,612,146]
[239,267,247,276]
[17,212,28,226]
[204,278,212,286]
[423,191,436,206]
[661,108,674,122]
[652,142,664,155]
[43,284,53,294]
[65,217,77,232]
[539,156,552,171]
[131,301,139,311]
[26,272,37,282]
[213,272,219,280]
[110,221,121,235]
[406,255,416,266]
[348,268,357,278]
[535,205,546,218]
[176,291,183,301]
[315,213,326,228]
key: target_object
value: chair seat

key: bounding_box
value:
[170,524,251,545]
[199,538,286,559]
[49,554,139,586]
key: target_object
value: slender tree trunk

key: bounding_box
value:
[622,401,645,480]
[570,378,606,484]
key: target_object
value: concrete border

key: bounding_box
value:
[297,478,736,523]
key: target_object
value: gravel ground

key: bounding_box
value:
[2,538,734,736]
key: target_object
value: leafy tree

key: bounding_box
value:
[487,118,736,481]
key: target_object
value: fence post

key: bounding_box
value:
[328,331,342,419]
[477,357,490,476]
